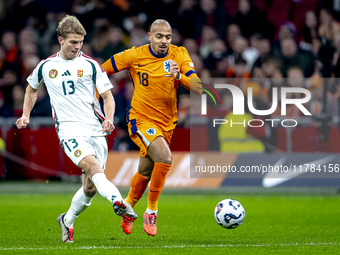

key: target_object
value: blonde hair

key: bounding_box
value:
[56,15,86,38]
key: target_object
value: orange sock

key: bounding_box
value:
[126,172,150,208]
[148,162,171,211]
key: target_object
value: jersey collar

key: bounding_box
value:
[57,51,82,61]
[149,44,168,58]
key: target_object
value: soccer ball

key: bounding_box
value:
[214,199,245,229]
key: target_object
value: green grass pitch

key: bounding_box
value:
[0,183,339,254]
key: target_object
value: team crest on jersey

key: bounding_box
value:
[146,128,156,136]
[49,69,58,79]
[77,69,83,77]
[164,60,170,73]
[74,150,82,157]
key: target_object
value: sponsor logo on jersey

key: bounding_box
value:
[77,69,83,77]
[146,128,156,136]
[164,60,170,73]
[62,70,71,76]
[74,150,82,157]
[49,69,58,79]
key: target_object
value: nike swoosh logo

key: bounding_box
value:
[262,155,335,188]
[138,64,146,67]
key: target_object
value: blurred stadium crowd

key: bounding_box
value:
[1,0,340,150]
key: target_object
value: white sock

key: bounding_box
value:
[64,187,93,227]
[91,173,122,203]
[146,208,158,215]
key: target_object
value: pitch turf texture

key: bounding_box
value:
[0,183,339,254]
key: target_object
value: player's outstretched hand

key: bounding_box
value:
[102,119,115,134]
[16,117,29,129]
[170,59,181,80]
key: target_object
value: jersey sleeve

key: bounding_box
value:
[102,47,138,75]
[91,60,114,94]
[177,47,202,95]
[179,46,198,78]
[26,60,46,89]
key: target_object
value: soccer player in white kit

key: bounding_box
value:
[15,15,137,243]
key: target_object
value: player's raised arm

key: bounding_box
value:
[170,47,202,95]
[100,90,115,134]
[16,85,38,129]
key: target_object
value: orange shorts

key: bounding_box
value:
[128,118,173,157]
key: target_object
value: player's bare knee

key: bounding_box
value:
[158,152,172,165]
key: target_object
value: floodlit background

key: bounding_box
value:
[1,0,340,188]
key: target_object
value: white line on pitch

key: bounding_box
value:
[0,242,339,251]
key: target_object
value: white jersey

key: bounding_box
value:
[27,51,113,141]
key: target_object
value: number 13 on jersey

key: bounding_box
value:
[62,80,75,95]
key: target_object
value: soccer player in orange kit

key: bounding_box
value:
[102,19,202,236]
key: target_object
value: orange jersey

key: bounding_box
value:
[102,44,198,131]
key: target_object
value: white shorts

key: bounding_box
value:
[62,136,108,170]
